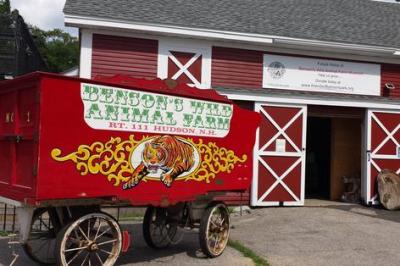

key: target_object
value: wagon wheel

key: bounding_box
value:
[23,208,59,265]
[199,203,230,258]
[55,212,122,266]
[143,206,178,249]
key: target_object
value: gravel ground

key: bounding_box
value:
[230,199,400,266]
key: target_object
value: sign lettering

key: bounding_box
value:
[81,83,233,137]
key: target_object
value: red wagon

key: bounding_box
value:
[0,72,259,265]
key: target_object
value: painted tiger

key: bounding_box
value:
[123,135,195,189]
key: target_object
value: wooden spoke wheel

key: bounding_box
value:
[199,203,230,258]
[23,208,59,265]
[143,206,178,249]
[55,212,122,266]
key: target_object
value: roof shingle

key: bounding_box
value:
[64,0,400,49]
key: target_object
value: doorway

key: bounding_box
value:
[306,117,331,198]
[306,106,363,200]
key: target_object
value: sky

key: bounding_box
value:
[10,0,78,36]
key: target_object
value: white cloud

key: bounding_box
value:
[10,0,78,36]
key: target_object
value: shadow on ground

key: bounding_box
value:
[0,222,250,266]
[303,200,400,224]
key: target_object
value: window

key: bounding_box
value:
[158,39,211,89]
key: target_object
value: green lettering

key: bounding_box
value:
[191,101,205,114]
[205,116,216,129]
[131,108,149,123]
[151,110,164,124]
[128,92,140,106]
[141,94,155,108]
[85,103,102,119]
[217,118,230,130]
[194,115,204,128]
[165,112,177,125]
[221,105,233,117]
[99,88,114,103]
[156,96,168,110]
[115,90,128,105]
[205,103,220,116]
[174,99,183,112]
[120,107,130,121]
[183,113,193,127]
[82,85,99,101]
[104,105,119,121]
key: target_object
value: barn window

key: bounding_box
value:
[158,39,211,89]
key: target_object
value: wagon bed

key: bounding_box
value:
[0,72,258,206]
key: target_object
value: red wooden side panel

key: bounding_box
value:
[215,190,250,206]
[381,64,400,98]
[0,77,39,202]
[91,34,158,79]
[211,47,263,89]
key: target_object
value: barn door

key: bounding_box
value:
[251,103,307,206]
[364,109,400,205]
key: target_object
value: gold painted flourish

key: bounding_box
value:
[186,139,247,183]
[51,135,247,186]
[51,135,149,186]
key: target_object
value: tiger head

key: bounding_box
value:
[142,141,168,173]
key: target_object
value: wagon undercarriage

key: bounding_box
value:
[16,197,231,265]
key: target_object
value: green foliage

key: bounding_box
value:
[0,0,10,15]
[30,27,79,73]
[228,239,269,266]
[0,230,8,237]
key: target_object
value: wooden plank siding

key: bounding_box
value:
[211,47,263,89]
[89,35,400,99]
[381,64,400,98]
[91,34,158,79]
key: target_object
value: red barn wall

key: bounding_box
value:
[89,34,400,98]
[91,34,158,79]
[381,64,400,98]
[211,47,263,89]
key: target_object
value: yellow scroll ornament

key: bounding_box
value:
[51,135,247,187]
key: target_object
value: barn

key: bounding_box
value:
[63,0,400,207]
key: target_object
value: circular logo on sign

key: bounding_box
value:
[268,61,286,79]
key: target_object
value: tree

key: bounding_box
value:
[0,0,10,15]
[30,27,79,73]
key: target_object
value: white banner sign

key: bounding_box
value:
[263,54,381,96]
[81,83,233,138]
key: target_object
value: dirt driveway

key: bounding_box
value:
[230,199,400,266]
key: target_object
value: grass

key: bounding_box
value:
[0,231,9,237]
[228,239,269,266]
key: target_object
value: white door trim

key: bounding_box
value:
[365,109,400,205]
[251,102,307,207]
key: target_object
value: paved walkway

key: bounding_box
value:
[230,199,400,266]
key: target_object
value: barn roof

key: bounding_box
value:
[64,0,400,49]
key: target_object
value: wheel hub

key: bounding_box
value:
[88,242,98,251]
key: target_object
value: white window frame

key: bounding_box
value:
[79,29,93,79]
[158,39,211,89]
